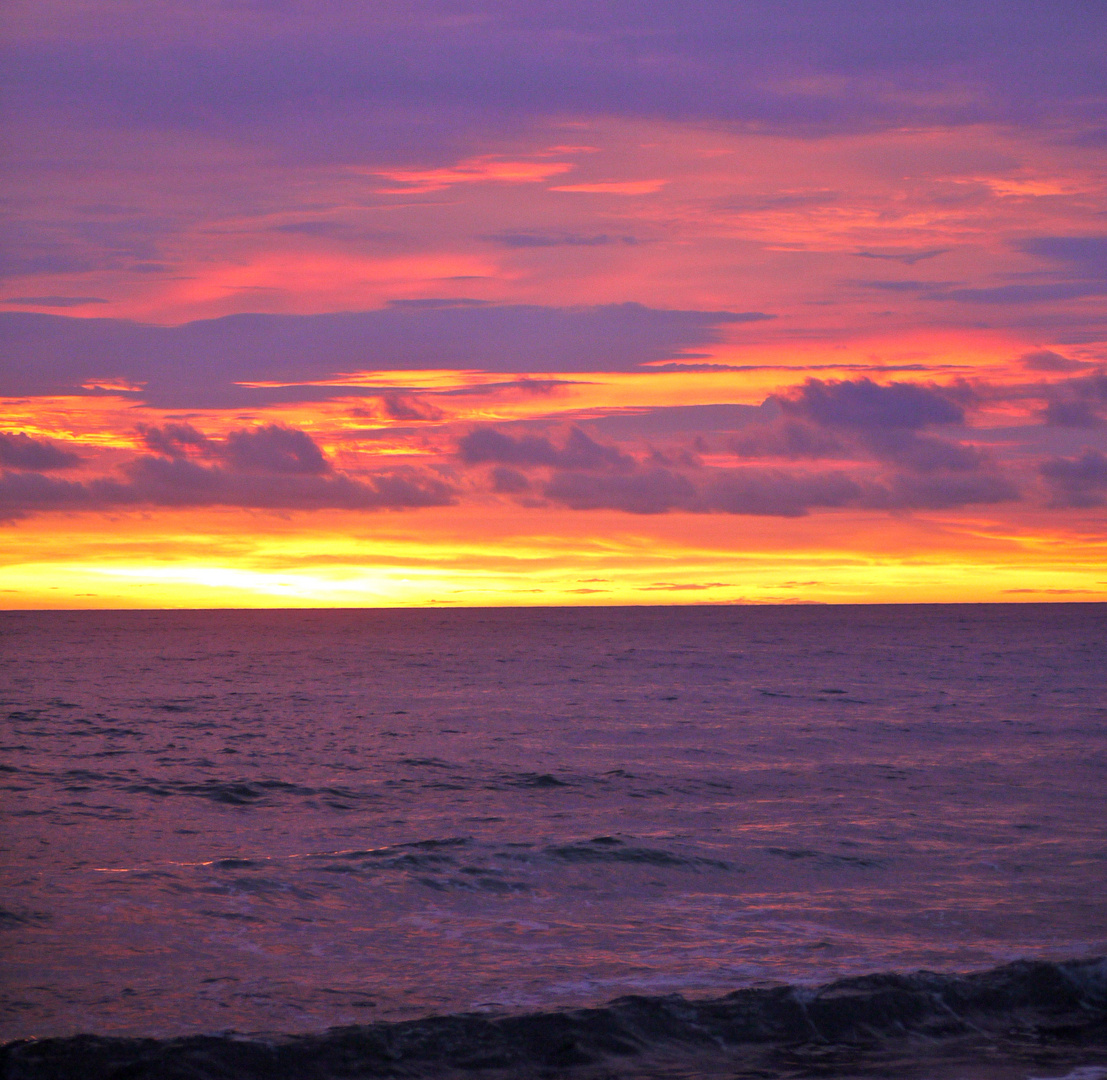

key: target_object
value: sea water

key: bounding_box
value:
[2,604,1105,1075]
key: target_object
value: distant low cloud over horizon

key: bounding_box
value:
[1,0,1105,606]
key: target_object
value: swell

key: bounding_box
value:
[4,957,1106,1079]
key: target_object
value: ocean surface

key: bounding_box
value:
[2,604,1105,1078]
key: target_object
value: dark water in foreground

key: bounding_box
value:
[1,604,1105,1077]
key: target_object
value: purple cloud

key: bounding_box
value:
[782,378,965,429]
[1020,350,1092,373]
[489,466,530,494]
[540,460,1015,518]
[729,421,848,460]
[141,422,332,473]
[702,469,861,517]
[1018,237,1107,279]
[138,422,212,457]
[873,472,1019,511]
[8,2,1104,160]
[484,232,640,248]
[860,431,986,472]
[544,468,696,515]
[1040,449,1107,507]
[459,427,634,471]
[1042,400,1104,428]
[0,458,454,522]
[0,432,81,471]
[1,296,108,307]
[0,304,764,406]
[222,425,330,475]
[1039,371,1107,427]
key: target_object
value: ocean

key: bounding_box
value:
[2,604,1105,1078]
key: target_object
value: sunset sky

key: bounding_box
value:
[2,1,1106,607]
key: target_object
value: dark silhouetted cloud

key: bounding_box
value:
[782,378,964,429]
[1020,350,1092,372]
[540,460,1015,518]
[702,469,861,517]
[933,282,1107,304]
[1040,449,1107,507]
[138,422,213,457]
[1041,399,1104,428]
[1,296,109,307]
[1039,370,1107,428]
[380,394,445,421]
[544,467,696,515]
[0,432,81,470]
[860,430,986,472]
[0,457,454,522]
[924,237,1107,308]
[140,422,333,473]
[459,427,634,471]
[729,420,848,460]
[873,471,1019,510]
[853,248,951,265]
[222,425,330,474]
[0,304,764,406]
[1018,236,1107,278]
[489,466,530,494]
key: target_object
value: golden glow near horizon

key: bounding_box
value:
[2,499,1105,608]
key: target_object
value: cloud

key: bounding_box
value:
[853,248,951,265]
[489,466,529,494]
[538,455,1017,517]
[1041,399,1103,428]
[858,279,960,293]
[1040,449,1107,507]
[8,2,1106,160]
[141,422,332,473]
[1,296,109,307]
[920,237,1107,308]
[138,422,212,457]
[782,378,965,429]
[1020,350,1092,373]
[380,394,445,421]
[0,304,762,406]
[0,457,454,522]
[1018,236,1107,279]
[458,427,634,471]
[729,420,848,460]
[872,471,1019,510]
[730,397,989,474]
[932,283,1107,304]
[543,468,696,515]
[860,430,986,472]
[484,232,639,248]
[702,469,861,517]
[1039,370,1107,427]
[585,403,768,440]
[222,425,330,474]
[0,419,454,520]
[0,432,81,470]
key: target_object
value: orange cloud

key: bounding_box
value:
[371,157,574,193]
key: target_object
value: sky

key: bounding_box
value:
[1,0,1106,608]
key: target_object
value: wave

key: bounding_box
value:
[4,957,1106,1079]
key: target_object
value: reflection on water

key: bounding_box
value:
[1,604,1105,1041]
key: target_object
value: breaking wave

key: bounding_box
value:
[4,957,1106,1079]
